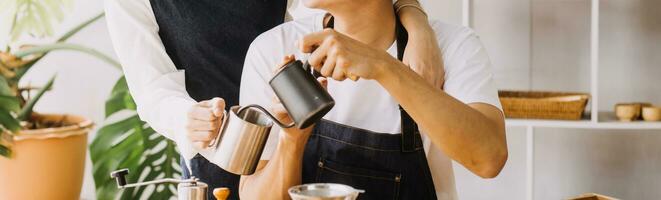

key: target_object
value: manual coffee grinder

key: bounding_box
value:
[110,169,230,200]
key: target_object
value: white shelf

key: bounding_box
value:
[507,119,661,130]
[506,112,661,130]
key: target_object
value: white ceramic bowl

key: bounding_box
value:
[288,183,364,200]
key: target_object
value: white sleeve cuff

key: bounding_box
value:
[170,99,198,160]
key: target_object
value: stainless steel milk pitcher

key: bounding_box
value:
[208,105,293,175]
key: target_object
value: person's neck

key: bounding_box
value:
[328,2,396,50]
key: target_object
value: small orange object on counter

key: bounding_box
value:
[213,187,231,200]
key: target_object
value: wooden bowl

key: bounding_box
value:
[615,104,640,122]
[642,106,661,121]
[633,102,652,120]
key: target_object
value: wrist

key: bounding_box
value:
[375,58,406,83]
[279,127,312,148]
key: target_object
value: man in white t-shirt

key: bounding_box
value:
[236,0,508,199]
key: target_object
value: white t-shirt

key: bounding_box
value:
[239,14,502,200]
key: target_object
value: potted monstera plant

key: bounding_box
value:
[0,1,183,199]
[0,1,118,199]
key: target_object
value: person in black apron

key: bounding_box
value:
[108,0,443,200]
[148,1,286,200]
[238,0,508,199]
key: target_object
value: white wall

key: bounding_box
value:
[422,0,661,200]
[5,0,659,199]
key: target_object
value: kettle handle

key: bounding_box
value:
[208,110,229,148]
[238,104,295,128]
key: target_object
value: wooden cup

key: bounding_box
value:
[642,106,661,122]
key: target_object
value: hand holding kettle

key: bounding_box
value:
[271,55,329,140]
[299,29,400,81]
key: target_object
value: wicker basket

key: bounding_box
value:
[498,90,590,120]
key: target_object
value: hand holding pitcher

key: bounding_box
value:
[186,97,225,150]
[271,55,329,140]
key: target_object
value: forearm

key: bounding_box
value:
[376,59,507,178]
[396,0,431,35]
[395,0,445,88]
[239,130,309,199]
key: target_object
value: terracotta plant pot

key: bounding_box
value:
[0,114,93,200]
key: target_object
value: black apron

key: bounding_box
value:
[148,1,287,199]
[301,15,438,199]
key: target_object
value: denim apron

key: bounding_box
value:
[302,16,438,200]
[148,0,286,199]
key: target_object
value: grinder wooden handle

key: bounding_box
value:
[213,187,230,200]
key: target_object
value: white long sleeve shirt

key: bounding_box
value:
[104,0,321,162]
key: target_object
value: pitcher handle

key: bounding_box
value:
[238,104,296,128]
[208,110,229,148]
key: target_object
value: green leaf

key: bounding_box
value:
[110,76,129,96]
[0,96,20,112]
[0,76,12,96]
[10,13,27,41]
[0,144,10,157]
[11,58,38,83]
[56,13,104,42]
[91,114,180,200]
[104,92,136,117]
[17,75,55,121]
[10,13,107,81]
[8,0,72,40]
[43,0,64,22]
[104,77,136,117]
[14,43,121,70]
[91,115,144,200]
[90,114,141,159]
[32,1,54,37]
[91,75,180,200]
[0,108,21,132]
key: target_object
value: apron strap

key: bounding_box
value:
[393,16,419,153]
[323,12,420,153]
